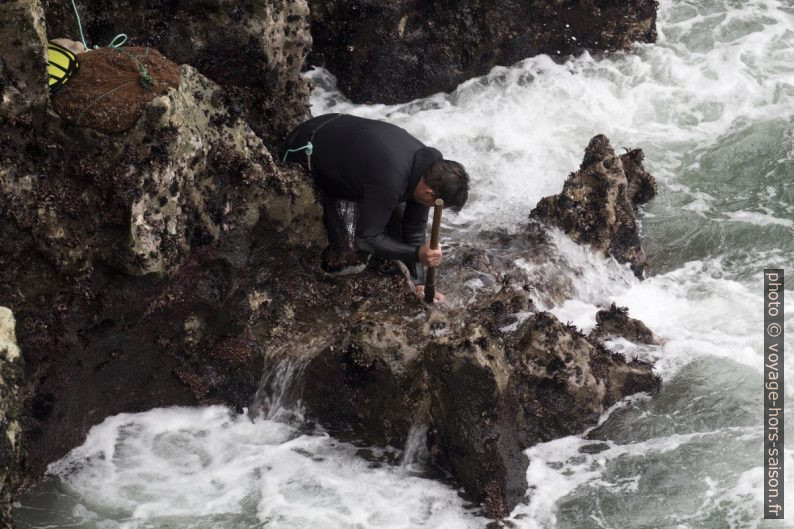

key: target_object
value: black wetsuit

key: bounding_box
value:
[283,114,441,284]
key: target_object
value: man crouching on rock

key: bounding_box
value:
[283,114,469,303]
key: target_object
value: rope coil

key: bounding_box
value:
[70,0,127,50]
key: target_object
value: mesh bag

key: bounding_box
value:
[319,195,371,275]
[336,199,359,241]
[51,46,180,134]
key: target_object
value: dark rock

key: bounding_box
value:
[0,0,48,125]
[423,328,529,519]
[309,0,658,104]
[302,313,427,447]
[300,288,660,518]
[589,303,658,345]
[531,134,657,278]
[2,0,322,489]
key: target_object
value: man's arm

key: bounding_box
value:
[354,186,422,263]
[400,200,429,285]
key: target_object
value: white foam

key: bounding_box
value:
[613,259,794,384]
[46,407,481,529]
[549,299,600,334]
[725,210,794,229]
[309,0,794,233]
[509,419,789,529]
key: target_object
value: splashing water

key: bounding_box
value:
[250,357,306,421]
[400,423,429,470]
[14,407,481,529]
[14,0,794,527]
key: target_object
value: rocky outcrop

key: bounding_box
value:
[4,65,321,275]
[531,135,657,278]
[0,308,24,528]
[3,0,661,521]
[41,0,313,147]
[1,0,322,489]
[299,285,660,518]
[309,0,658,103]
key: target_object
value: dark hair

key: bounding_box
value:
[423,159,469,212]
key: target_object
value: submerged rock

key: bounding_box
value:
[531,134,657,278]
[309,0,658,103]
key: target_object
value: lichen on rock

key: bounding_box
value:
[0,307,24,529]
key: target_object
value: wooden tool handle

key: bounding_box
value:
[429,199,443,250]
[424,199,444,304]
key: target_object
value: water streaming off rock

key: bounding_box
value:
[250,357,307,421]
[400,423,429,470]
[14,0,794,527]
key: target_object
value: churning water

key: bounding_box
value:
[14,0,794,527]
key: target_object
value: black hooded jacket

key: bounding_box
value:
[284,114,442,283]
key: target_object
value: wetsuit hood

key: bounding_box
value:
[408,147,443,198]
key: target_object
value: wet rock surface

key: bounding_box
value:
[4,0,661,521]
[2,0,322,490]
[298,278,661,517]
[309,0,658,103]
[531,134,658,278]
[0,0,49,123]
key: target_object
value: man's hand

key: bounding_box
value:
[418,242,442,267]
[415,285,446,303]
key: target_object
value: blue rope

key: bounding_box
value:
[70,0,128,50]
[106,33,128,48]
[282,142,313,163]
